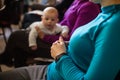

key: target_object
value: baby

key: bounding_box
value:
[28,7,69,50]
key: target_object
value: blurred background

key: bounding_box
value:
[0,0,73,71]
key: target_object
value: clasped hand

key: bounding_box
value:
[51,36,66,59]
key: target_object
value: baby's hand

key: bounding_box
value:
[35,26,45,39]
[61,32,69,38]
[35,26,41,33]
[31,45,37,50]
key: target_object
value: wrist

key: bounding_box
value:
[55,53,66,62]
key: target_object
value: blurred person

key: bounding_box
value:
[0,0,23,24]
[23,0,32,13]
[21,0,74,29]
[0,0,120,79]
[55,0,74,21]
[28,7,69,50]
[0,0,100,67]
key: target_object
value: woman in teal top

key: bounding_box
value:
[50,0,120,80]
[0,0,120,80]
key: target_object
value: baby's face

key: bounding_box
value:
[42,12,58,30]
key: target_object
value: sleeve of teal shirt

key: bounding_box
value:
[56,55,85,80]
[55,15,120,80]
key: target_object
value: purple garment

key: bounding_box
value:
[43,0,100,43]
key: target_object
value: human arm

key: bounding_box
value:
[51,37,83,80]
[60,25,69,38]
[61,32,69,38]
[36,0,74,43]
[29,29,38,50]
[55,24,69,38]
[38,2,100,43]
[35,26,45,39]
[51,36,66,59]
[51,20,120,80]
[51,36,85,80]
[29,23,39,50]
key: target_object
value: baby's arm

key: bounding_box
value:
[35,26,45,39]
[29,25,39,50]
[31,45,37,50]
[61,32,69,38]
[61,25,69,38]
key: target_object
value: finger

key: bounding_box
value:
[35,26,38,29]
[59,36,64,42]
[53,40,59,44]
[35,26,39,31]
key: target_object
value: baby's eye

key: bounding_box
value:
[51,19,55,21]
[45,18,49,20]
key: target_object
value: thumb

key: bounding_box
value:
[59,36,64,43]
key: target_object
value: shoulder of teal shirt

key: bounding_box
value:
[49,4,120,80]
[85,4,120,80]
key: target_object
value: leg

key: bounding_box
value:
[0,65,48,80]
[0,67,30,80]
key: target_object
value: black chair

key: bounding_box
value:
[21,11,42,29]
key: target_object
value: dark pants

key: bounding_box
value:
[0,65,48,80]
[2,30,52,67]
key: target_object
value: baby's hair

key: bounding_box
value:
[43,7,58,17]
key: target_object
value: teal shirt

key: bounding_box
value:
[47,4,120,80]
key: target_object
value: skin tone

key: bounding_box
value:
[41,7,59,31]
[90,0,120,7]
[35,7,59,40]
[38,0,120,41]
[31,7,59,50]
[36,7,69,39]
[101,0,120,7]
[51,36,66,59]
[32,7,68,50]
[51,0,120,59]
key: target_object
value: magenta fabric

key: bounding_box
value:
[43,0,100,43]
